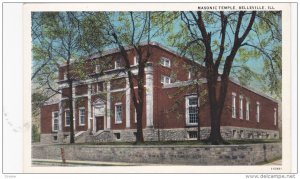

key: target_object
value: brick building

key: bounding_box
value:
[39,42,279,143]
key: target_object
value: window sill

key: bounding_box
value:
[185,123,198,127]
[115,122,122,124]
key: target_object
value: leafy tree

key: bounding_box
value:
[32,124,40,143]
[173,11,281,144]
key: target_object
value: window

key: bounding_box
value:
[115,103,122,123]
[256,102,260,123]
[97,82,103,92]
[115,58,122,69]
[79,108,85,126]
[232,93,236,118]
[114,133,121,140]
[240,130,244,138]
[63,73,67,80]
[52,111,59,132]
[161,75,171,84]
[53,136,58,141]
[274,108,277,126]
[246,100,250,120]
[160,57,171,68]
[232,130,237,138]
[188,71,192,80]
[186,96,198,125]
[65,110,70,127]
[134,56,139,65]
[188,131,198,139]
[134,109,137,123]
[239,95,243,119]
[95,65,100,73]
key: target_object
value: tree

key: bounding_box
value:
[96,12,179,143]
[102,12,151,143]
[32,12,108,143]
[175,11,281,144]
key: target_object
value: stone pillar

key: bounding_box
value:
[145,63,154,127]
[87,84,92,130]
[106,81,111,129]
[92,106,96,133]
[126,77,131,128]
[72,86,76,131]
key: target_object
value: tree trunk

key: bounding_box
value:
[68,81,75,144]
[67,58,75,144]
[206,69,225,145]
[135,104,144,144]
[208,108,224,144]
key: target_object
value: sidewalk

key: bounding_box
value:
[32,159,163,166]
[264,159,282,165]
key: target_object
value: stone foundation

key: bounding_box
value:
[105,127,279,142]
[40,127,279,144]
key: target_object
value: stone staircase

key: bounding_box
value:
[63,131,88,143]
[93,130,115,143]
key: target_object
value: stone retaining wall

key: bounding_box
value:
[32,143,281,165]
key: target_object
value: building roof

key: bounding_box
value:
[56,41,279,104]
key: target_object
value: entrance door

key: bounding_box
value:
[96,116,104,131]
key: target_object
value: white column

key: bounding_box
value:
[106,81,111,129]
[126,77,131,128]
[58,89,63,131]
[145,63,154,127]
[92,106,96,133]
[72,86,76,131]
[87,84,92,130]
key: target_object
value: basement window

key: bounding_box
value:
[114,133,121,140]
[188,131,198,139]
[53,136,58,141]
[232,130,237,139]
[240,130,244,138]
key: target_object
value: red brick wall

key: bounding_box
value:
[224,81,278,130]
[40,104,59,134]
[111,78,126,90]
[43,44,278,135]
[75,85,88,95]
[153,80,278,131]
